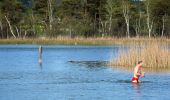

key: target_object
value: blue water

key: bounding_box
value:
[0,45,170,100]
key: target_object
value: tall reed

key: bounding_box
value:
[112,41,170,68]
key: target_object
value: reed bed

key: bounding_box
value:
[0,37,170,45]
[112,41,170,68]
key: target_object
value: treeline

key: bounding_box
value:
[0,0,170,38]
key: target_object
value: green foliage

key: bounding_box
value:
[0,0,25,24]
[149,0,170,36]
[0,0,170,38]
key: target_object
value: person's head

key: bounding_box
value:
[137,61,143,66]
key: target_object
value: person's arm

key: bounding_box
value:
[136,72,141,76]
[140,71,145,77]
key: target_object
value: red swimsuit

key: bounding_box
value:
[131,77,139,82]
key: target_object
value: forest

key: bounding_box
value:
[0,0,170,38]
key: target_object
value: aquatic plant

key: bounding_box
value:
[112,40,170,68]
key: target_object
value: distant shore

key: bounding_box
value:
[0,37,170,45]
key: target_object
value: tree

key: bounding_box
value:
[105,0,114,35]
[131,0,144,37]
[47,0,53,32]
[0,0,25,38]
[150,0,170,36]
[105,0,122,36]
[145,0,153,38]
[57,0,96,37]
[0,5,3,38]
[0,0,170,38]
[122,0,130,38]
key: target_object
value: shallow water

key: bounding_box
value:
[0,45,170,100]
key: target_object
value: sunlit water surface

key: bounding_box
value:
[0,45,170,100]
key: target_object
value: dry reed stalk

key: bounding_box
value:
[112,41,170,68]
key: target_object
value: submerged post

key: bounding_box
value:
[39,46,42,65]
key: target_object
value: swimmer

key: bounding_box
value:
[132,61,145,83]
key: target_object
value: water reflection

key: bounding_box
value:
[132,83,142,100]
[68,60,109,69]
[116,80,132,83]
[39,63,43,70]
[132,83,141,91]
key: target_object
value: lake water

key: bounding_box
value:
[0,45,170,100]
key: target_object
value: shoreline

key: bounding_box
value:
[0,37,170,45]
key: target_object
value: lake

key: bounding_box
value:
[0,45,170,100]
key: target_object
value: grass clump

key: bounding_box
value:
[112,41,170,68]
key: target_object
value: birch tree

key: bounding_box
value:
[131,0,143,37]
[161,15,166,37]
[0,19,3,38]
[105,0,114,35]
[146,0,153,38]
[5,16,16,38]
[47,0,53,32]
[122,0,130,38]
[133,10,143,37]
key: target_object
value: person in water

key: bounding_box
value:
[132,61,145,83]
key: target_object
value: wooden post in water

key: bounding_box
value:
[39,46,42,65]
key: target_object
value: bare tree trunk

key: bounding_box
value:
[100,20,108,36]
[135,19,139,37]
[104,21,107,36]
[48,0,53,32]
[31,13,36,35]
[135,11,142,37]
[5,15,16,38]
[19,25,22,38]
[146,1,153,38]
[69,26,72,38]
[138,12,141,36]
[100,19,108,36]
[39,46,42,65]
[15,26,20,38]
[94,13,97,35]
[0,20,3,38]
[122,1,130,38]
[127,22,130,38]
[105,0,114,35]
[100,20,104,35]
[24,30,27,39]
[7,28,9,39]
[161,15,165,37]
[108,15,112,35]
